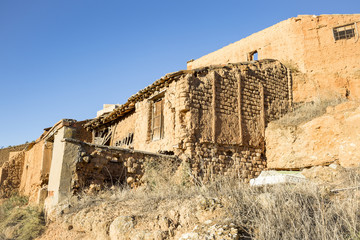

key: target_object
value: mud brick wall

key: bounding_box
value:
[87,60,291,183]
[183,60,290,181]
[0,152,25,198]
[134,80,179,152]
[64,139,180,192]
[0,143,29,167]
[112,112,136,147]
[188,14,360,101]
[215,72,239,144]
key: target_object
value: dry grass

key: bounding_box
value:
[275,96,346,127]
[64,159,198,215]
[206,175,360,240]
[64,161,360,240]
[0,195,45,240]
[282,59,300,73]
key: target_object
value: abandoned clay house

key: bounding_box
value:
[0,59,291,207]
[188,14,360,101]
[0,14,359,208]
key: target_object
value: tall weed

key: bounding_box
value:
[0,195,45,240]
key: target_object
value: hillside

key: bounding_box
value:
[36,99,360,240]
[37,169,359,240]
[1,100,360,240]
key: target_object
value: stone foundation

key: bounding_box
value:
[185,144,265,182]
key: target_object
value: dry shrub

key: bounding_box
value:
[65,159,197,215]
[282,59,300,73]
[275,96,346,127]
[63,162,360,240]
[202,173,360,240]
[0,194,45,240]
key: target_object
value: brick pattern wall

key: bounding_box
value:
[87,60,290,184]
[188,75,213,143]
[188,15,360,101]
[215,72,239,144]
[183,60,290,181]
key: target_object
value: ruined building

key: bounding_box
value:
[85,59,291,182]
[0,59,291,206]
[4,13,358,208]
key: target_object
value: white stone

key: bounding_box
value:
[250,170,306,186]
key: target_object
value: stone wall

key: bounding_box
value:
[70,139,180,190]
[187,14,360,101]
[46,138,180,207]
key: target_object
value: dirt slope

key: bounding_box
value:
[266,101,360,169]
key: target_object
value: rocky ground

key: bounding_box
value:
[36,166,360,240]
[266,100,360,169]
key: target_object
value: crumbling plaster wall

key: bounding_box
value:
[0,143,29,166]
[133,80,179,153]
[0,151,25,198]
[87,60,290,184]
[112,113,136,147]
[187,17,303,70]
[47,127,67,205]
[45,138,179,208]
[19,139,49,202]
[181,60,290,181]
[108,80,180,153]
[47,122,92,205]
[297,15,360,100]
[17,120,92,204]
[188,14,360,100]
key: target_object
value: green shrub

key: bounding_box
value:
[0,195,45,240]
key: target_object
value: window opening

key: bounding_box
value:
[333,23,355,41]
[248,50,258,61]
[94,127,112,146]
[152,98,164,140]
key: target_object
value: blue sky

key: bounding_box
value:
[0,0,358,147]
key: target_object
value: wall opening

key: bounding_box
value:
[94,127,112,146]
[333,23,356,41]
[248,50,258,61]
[151,98,164,141]
[115,132,134,148]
